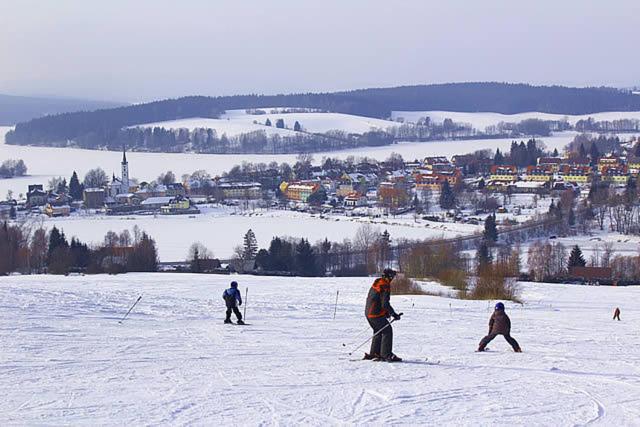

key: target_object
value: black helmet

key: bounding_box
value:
[230,281,238,288]
[382,268,397,279]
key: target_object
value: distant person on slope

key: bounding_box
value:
[223,281,244,325]
[477,302,521,353]
[613,307,621,321]
[364,268,402,362]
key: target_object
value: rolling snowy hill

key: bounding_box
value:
[134,109,396,136]
[1,274,638,424]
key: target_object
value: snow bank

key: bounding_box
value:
[1,274,638,424]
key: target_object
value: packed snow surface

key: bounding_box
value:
[1,274,639,425]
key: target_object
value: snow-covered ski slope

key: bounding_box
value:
[1,274,639,425]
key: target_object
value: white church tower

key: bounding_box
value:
[121,146,130,193]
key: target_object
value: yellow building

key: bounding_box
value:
[280,182,320,202]
[525,166,553,182]
[601,167,629,185]
[490,165,518,182]
[560,166,592,184]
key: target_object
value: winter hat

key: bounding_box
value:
[382,268,397,279]
[495,302,505,311]
[230,281,238,288]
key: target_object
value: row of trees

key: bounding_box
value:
[0,222,158,275]
[0,159,27,178]
[11,83,640,148]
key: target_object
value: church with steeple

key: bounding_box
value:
[109,146,132,197]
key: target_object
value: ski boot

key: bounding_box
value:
[384,354,402,363]
[224,319,233,324]
[363,353,380,360]
[514,347,522,353]
[237,320,245,325]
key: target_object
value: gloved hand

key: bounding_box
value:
[392,312,402,321]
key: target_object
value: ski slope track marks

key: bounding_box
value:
[1,274,639,425]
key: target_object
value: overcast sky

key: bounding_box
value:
[1,0,638,102]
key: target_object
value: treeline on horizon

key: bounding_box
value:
[6,83,640,149]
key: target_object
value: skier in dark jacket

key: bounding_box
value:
[223,281,244,325]
[364,268,402,362]
[613,307,621,321]
[477,302,521,352]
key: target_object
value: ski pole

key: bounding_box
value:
[243,287,248,321]
[347,313,403,356]
[333,290,339,320]
[118,295,142,324]
[342,326,374,348]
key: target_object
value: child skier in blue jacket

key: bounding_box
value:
[223,281,244,324]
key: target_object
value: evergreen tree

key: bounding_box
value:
[294,121,302,132]
[477,177,485,190]
[47,226,70,274]
[243,229,258,260]
[190,247,201,273]
[56,178,68,194]
[552,148,559,157]
[494,148,504,165]
[589,142,600,161]
[69,171,84,200]
[439,180,456,210]
[265,118,272,127]
[476,240,493,269]
[568,245,586,268]
[307,187,327,206]
[483,213,498,243]
[295,238,317,276]
[275,119,285,129]
[568,207,576,226]
[579,143,586,158]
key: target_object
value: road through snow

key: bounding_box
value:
[1,274,639,425]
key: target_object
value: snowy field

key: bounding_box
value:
[40,208,481,260]
[1,273,639,425]
[135,110,396,136]
[0,125,577,197]
[132,118,299,137]
[392,110,640,131]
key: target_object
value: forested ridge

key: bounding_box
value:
[6,82,640,151]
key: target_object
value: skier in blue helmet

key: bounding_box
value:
[223,281,244,325]
[477,301,521,352]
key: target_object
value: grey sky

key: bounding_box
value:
[1,0,638,102]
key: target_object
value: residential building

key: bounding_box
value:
[45,203,70,217]
[279,181,320,202]
[601,166,628,185]
[83,188,106,209]
[218,182,262,199]
[490,165,518,182]
[559,165,592,184]
[344,192,368,208]
[525,165,554,182]
[27,184,47,208]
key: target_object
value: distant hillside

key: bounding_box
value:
[6,83,640,149]
[0,94,125,125]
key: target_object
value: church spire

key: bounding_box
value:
[122,145,127,164]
